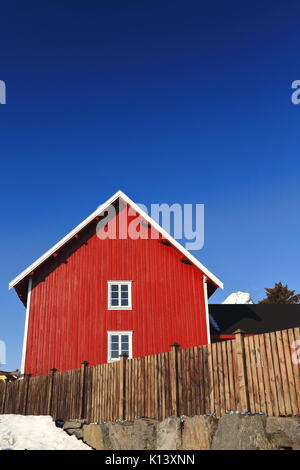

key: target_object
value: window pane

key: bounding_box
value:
[121,298,128,306]
[111,335,119,343]
[111,299,119,306]
[121,291,128,298]
[121,344,129,352]
[121,285,128,292]
[111,343,119,351]
[111,291,119,299]
[111,350,119,359]
[121,335,129,343]
[111,284,119,291]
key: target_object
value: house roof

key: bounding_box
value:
[9,190,223,292]
[209,304,300,335]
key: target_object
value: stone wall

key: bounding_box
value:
[62,414,300,450]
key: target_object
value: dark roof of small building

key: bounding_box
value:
[209,304,300,335]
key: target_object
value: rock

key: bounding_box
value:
[83,419,158,450]
[156,416,182,450]
[181,416,218,450]
[105,422,134,450]
[83,424,109,450]
[63,420,83,430]
[266,417,300,450]
[66,428,83,439]
[133,419,158,450]
[55,419,65,428]
[212,414,274,450]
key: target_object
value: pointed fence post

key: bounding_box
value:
[119,353,128,420]
[80,361,89,420]
[234,329,249,412]
[47,368,57,416]
[170,342,180,417]
[23,373,32,415]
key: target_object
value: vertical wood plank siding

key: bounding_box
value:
[1,328,299,421]
[25,205,208,376]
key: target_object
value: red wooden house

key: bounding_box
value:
[9,191,223,376]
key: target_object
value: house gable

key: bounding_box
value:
[9,190,223,305]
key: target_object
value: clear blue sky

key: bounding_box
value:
[1,1,300,370]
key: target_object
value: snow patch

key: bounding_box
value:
[0,415,91,450]
[222,291,253,304]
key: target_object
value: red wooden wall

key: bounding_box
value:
[24,203,209,376]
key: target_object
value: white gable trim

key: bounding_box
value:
[9,190,223,290]
[20,277,32,375]
[203,276,211,344]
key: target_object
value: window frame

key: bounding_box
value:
[107,281,132,310]
[107,330,133,362]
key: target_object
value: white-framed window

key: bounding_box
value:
[107,331,133,362]
[108,281,132,310]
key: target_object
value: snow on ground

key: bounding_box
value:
[222,291,253,304]
[0,415,91,450]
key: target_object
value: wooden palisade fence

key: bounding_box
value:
[0,327,299,422]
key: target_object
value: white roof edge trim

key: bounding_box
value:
[9,190,224,290]
[8,190,124,290]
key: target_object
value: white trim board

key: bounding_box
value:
[20,278,32,375]
[9,190,223,291]
[203,276,211,345]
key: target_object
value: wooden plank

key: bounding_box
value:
[96,365,101,422]
[127,359,132,420]
[288,328,300,413]
[176,349,182,417]
[185,348,192,417]
[150,355,154,418]
[211,342,220,417]
[169,344,179,416]
[259,333,273,416]
[264,333,280,417]
[192,346,199,416]
[201,345,209,414]
[217,341,225,415]
[269,331,285,415]
[244,337,255,413]
[197,346,203,415]
[234,331,249,413]
[249,335,260,413]
[221,341,230,412]
[276,330,292,415]
[99,364,104,422]
[141,356,146,418]
[207,343,215,414]
[134,357,138,419]
[119,355,126,420]
[183,348,189,416]
[159,354,164,420]
[103,364,107,422]
[229,340,238,411]
[156,354,161,420]
[154,355,158,419]
[282,329,298,415]
[253,334,266,414]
